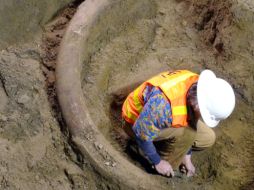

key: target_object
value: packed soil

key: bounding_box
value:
[0,0,253,190]
[0,2,98,190]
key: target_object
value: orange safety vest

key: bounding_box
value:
[122,70,199,127]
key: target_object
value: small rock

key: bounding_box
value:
[17,94,30,104]
[182,20,187,26]
[158,10,166,15]
[151,44,156,51]
[33,130,38,135]
[47,71,56,84]
[98,144,103,149]
[104,161,110,166]
[0,114,7,122]
[85,134,93,141]
[112,162,117,167]
[94,142,103,150]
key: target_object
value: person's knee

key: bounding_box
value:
[193,126,216,149]
[206,129,216,147]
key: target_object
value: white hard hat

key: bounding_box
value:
[197,70,235,128]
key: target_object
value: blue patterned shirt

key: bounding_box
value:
[133,85,173,140]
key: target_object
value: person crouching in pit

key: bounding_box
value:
[121,70,235,177]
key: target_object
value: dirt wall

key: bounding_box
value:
[0,0,73,49]
[0,1,96,190]
[188,0,254,107]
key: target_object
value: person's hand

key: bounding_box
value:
[181,155,195,177]
[155,160,174,177]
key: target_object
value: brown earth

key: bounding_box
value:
[0,2,97,190]
[0,0,253,189]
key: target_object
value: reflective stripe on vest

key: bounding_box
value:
[122,70,199,127]
[122,84,146,124]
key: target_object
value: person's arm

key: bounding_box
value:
[132,86,174,176]
[133,113,175,176]
[136,137,174,177]
[132,109,175,176]
[181,154,195,177]
[135,138,161,165]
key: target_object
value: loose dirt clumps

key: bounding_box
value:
[188,0,254,107]
[0,44,89,190]
[190,0,233,53]
[0,2,95,190]
[41,1,81,126]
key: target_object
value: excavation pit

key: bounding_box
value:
[56,0,254,189]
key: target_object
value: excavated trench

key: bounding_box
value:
[0,0,253,189]
[56,0,254,189]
